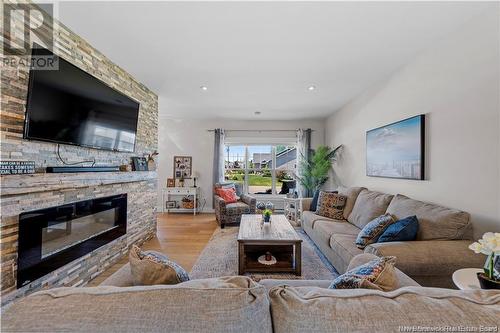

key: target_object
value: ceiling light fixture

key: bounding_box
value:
[308,85,316,91]
[200,86,208,91]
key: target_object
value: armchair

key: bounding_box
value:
[214,185,256,228]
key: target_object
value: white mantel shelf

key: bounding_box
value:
[0,171,157,197]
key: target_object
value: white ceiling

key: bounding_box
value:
[55,1,494,120]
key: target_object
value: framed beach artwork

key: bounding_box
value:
[366,115,425,180]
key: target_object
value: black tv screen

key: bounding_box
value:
[24,47,140,152]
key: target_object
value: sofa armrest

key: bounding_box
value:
[300,198,313,212]
[347,253,420,288]
[214,195,227,214]
[364,240,485,277]
[240,194,256,213]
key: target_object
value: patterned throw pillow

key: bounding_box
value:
[378,215,419,243]
[329,256,398,291]
[355,213,395,249]
[129,245,189,286]
[216,187,239,203]
[315,191,347,220]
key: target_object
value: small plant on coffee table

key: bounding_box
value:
[263,209,272,222]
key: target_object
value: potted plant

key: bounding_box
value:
[263,209,272,223]
[469,232,500,289]
[295,145,342,197]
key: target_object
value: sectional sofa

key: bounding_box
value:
[3,254,499,332]
[301,187,484,288]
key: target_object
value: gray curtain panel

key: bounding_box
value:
[212,129,225,205]
[296,128,312,198]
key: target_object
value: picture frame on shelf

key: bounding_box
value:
[167,178,175,187]
[131,157,148,171]
[173,156,192,179]
[166,200,177,209]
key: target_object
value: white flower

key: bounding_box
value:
[469,232,500,256]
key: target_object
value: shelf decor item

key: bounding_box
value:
[147,151,158,171]
[167,178,175,187]
[181,196,195,209]
[173,156,192,179]
[0,161,35,175]
[469,232,500,289]
[257,252,277,266]
[166,200,177,209]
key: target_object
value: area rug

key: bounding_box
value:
[190,227,338,281]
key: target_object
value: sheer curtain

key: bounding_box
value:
[212,129,225,189]
[296,128,312,198]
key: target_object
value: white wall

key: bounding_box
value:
[325,10,500,238]
[157,117,325,211]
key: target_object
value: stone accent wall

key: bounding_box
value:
[0,1,158,304]
[1,173,157,304]
[1,0,158,167]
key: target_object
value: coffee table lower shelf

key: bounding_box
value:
[238,241,301,275]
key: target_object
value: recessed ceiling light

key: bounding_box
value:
[200,86,208,91]
[254,111,261,115]
[308,85,316,91]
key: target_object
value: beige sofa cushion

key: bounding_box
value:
[2,276,272,333]
[301,211,334,230]
[348,189,394,229]
[337,186,366,220]
[386,194,472,240]
[314,220,360,236]
[268,286,500,333]
[364,240,485,281]
[329,234,363,265]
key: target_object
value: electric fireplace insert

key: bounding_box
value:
[17,194,127,288]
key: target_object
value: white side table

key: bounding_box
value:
[452,268,482,290]
[283,197,301,226]
[162,187,200,215]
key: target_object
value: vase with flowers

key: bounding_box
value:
[468,232,500,289]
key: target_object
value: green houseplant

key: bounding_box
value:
[263,209,272,222]
[296,144,342,195]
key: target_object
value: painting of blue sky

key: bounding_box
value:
[366,115,424,180]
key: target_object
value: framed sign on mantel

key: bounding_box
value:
[366,115,425,180]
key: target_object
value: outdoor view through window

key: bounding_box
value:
[224,145,297,195]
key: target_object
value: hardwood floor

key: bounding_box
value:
[88,213,218,286]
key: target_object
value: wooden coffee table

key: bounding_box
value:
[237,214,302,275]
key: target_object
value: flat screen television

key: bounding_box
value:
[24,46,140,152]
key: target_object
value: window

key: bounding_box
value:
[224,144,297,196]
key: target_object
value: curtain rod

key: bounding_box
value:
[206,129,314,132]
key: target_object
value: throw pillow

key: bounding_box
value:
[310,190,338,212]
[315,191,346,220]
[329,256,398,291]
[129,245,190,286]
[355,213,396,249]
[216,187,238,203]
[377,215,419,243]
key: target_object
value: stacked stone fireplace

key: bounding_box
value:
[0,1,158,305]
[0,172,157,304]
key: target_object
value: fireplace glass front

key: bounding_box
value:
[17,194,127,288]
